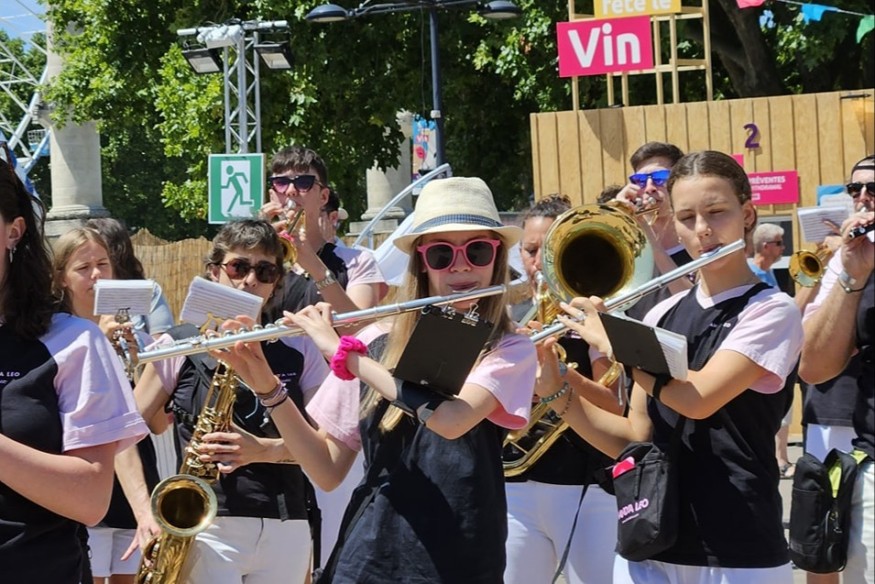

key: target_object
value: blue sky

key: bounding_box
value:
[0,0,46,40]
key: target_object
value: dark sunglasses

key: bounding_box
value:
[629,169,671,188]
[416,239,501,271]
[846,182,875,198]
[267,174,320,193]
[766,240,785,247]
[218,258,281,284]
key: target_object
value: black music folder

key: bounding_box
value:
[599,312,689,381]
[393,305,494,396]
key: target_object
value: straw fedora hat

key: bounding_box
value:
[394,177,522,253]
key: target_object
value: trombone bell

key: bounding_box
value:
[541,203,654,312]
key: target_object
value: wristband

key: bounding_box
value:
[839,270,866,293]
[393,380,448,424]
[261,389,290,411]
[256,377,289,407]
[330,336,367,380]
[651,373,671,402]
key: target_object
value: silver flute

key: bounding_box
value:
[137,285,507,364]
[530,238,746,344]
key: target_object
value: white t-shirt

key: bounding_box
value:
[306,322,537,452]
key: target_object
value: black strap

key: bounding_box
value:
[550,482,590,584]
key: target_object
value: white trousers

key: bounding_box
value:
[504,480,617,584]
[845,461,875,584]
[181,516,311,584]
[804,423,856,461]
[612,558,793,584]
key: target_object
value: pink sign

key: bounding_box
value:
[557,17,654,77]
[748,170,799,205]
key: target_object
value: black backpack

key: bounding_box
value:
[788,449,861,573]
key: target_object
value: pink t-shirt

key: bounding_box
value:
[307,323,537,452]
[332,246,388,289]
[643,284,802,394]
[44,314,148,453]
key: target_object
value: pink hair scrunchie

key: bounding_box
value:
[330,336,367,381]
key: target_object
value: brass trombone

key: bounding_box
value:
[504,237,745,475]
[530,238,745,345]
[136,285,508,364]
[506,202,653,475]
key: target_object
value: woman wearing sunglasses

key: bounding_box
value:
[216,177,537,583]
[132,219,329,584]
[537,151,803,583]
[0,152,147,582]
[51,227,162,584]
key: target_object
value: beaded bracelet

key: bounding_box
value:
[331,336,367,381]
[540,382,570,405]
[556,388,574,417]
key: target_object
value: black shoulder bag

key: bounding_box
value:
[789,448,865,573]
[611,415,686,561]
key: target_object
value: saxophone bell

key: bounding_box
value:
[136,360,238,583]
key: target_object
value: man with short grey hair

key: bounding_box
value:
[749,223,785,288]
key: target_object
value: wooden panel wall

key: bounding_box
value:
[531,91,874,244]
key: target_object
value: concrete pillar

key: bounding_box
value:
[43,21,109,238]
[357,111,414,224]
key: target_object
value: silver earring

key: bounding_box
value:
[7,245,14,264]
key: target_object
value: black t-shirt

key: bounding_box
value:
[649,283,791,569]
[851,273,875,459]
[330,336,507,583]
[100,432,160,528]
[0,319,91,583]
[505,334,614,486]
[264,243,350,321]
[168,326,312,521]
[801,354,860,428]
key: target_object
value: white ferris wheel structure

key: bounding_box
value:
[0,0,49,184]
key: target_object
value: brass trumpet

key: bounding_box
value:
[277,202,305,264]
[789,244,832,287]
[108,308,141,383]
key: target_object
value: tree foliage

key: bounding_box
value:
[11,0,871,240]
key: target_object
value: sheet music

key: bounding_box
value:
[797,206,851,243]
[93,279,154,316]
[179,277,263,327]
[658,329,689,381]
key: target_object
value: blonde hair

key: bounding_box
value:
[51,227,110,313]
[362,230,514,432]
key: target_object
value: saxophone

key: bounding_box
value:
[135,361,239,584]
